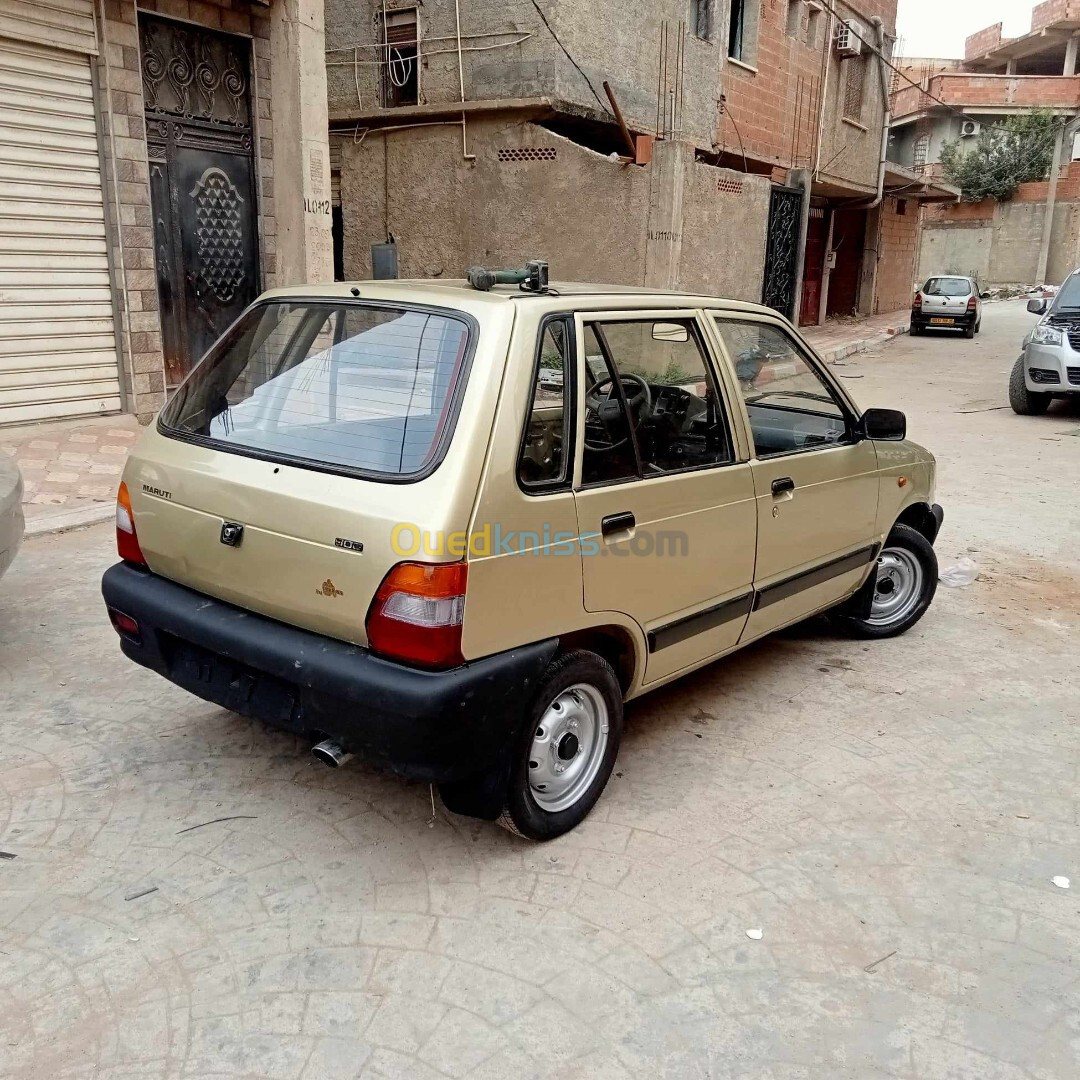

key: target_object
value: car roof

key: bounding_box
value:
[260,279,784,318]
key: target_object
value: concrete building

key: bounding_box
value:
[890,0,1080,286]
[0,0,332,427]
[325,0,952,326]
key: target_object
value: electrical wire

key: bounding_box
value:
[526,0,613,117]
[719,98,749,174]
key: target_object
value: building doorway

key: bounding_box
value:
[140,13,261,386]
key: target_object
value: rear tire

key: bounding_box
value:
[963,324,975,339]
[498,650,623,841]
[909,323,921,336]
[834,524,937,640]
[1009,357,1051,415]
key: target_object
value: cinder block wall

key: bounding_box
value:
[340,116,772,303]
[875,196,920,311]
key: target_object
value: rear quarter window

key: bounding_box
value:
[160,301,473,479]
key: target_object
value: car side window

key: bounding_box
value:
[712,318,851,458]
[581,317,734,487]
[518,319,571,489]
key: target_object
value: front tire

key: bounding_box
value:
[498,650,623,841]
[835,524,938,639]
[1009,357,1051,415]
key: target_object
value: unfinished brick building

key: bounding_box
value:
[891,0,1080,286]
[325,0,954,325]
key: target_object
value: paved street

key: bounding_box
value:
[1,300,1078,1079]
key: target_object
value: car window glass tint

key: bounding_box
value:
[713,319,850,458]
[519,322,570,487]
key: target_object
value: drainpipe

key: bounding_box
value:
[1036,114,1080,286]
[812,11,834,180]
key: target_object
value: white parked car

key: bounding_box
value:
[0,452,24,580]
[910,276,983,338]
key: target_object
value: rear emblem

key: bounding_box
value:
[220,521,244,547]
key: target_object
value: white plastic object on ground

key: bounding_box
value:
[745,928,763,940]
[939,558,978,587]
[1052,876,1070,889]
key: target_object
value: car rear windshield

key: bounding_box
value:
[923,277,970,297]
[160,301,473,478]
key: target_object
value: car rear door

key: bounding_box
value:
[923,277,971,320]
[709,314,879,642]
[571,309,757,685]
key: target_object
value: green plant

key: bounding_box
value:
[939,110,1059,203]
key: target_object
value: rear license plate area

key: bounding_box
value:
[930,317,954,325]
[160,634,303,731]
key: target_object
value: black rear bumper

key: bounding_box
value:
[102,562,557,785]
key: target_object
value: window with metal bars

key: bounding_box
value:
[912,133,930,171]
[842,56,866,123]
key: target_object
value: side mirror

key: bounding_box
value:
[1027,298,1048,315]
[860,408,906,442]
[652,322,688,343]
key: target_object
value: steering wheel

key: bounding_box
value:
[584,374,652,451]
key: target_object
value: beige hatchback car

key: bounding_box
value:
[102,271,943,839]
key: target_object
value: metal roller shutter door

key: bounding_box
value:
[0,34,123,426]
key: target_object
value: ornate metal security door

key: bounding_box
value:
[141,14,260,386]
[761,185,803,320]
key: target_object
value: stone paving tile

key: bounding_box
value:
[0,517,1077,1079]
[1,304,1078,1079]
[2,414,141,530]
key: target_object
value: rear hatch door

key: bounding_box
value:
[125,296,488,646]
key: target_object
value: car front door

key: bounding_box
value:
[572,311,758,684]
[709,315,880,642]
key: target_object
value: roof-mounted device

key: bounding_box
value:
[466,260,549,294]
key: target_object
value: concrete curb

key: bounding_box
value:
[24,503,114,539]
[814,321,910,365]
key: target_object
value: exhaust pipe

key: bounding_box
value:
[312,738,353,768]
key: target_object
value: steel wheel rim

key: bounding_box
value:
[868,547,923,627]
[528,683,609,813]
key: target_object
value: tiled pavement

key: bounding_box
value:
[0,310,910,536]
[1,415,142,535]
[802,307,910,362]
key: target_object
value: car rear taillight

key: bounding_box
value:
[912,291,922,309]
[366,561,467,670]
[967,296,977,311]
[115,481,147,565]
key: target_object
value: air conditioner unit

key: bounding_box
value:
[835,20,864,57]
[960,120,981,138]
